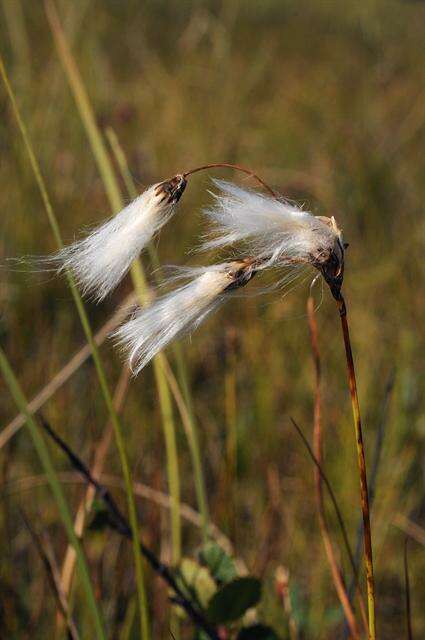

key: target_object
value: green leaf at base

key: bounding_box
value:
[206,577,261,624]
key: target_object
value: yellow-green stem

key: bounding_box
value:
[338,297,376,640]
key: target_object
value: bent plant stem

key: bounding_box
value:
[338,295,376,639]
[307,297,361,639]
[183,162,278,198]
[0,52,148,638]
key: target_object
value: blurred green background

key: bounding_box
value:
[1,1,424,638]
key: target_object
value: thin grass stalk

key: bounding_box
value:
[290,417,368,632]
[0,52,149,638]
[393,515,425,547]
[344,372,395,640]
[1,0,31,89]
[224,334,238,536]
[173,347,210,541]
[0,292,136,450]
[160,356,213,549]
[404,539,413,640]
[22,513,80,640]
[104,129,160,273]
[153,355,182,564]
[104,127,139,202]
[120,597,137,640]
[337,296,376,639]
[4,472,240,564]
[55,367,130,636]
[307,297,361,639]
[106,127,210,542]
[0,347,105,639]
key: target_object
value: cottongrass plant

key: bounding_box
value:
[111,173,345,376]
[100,162,374,637]
[20,130,375,633]
[201,179,345,280]
[2,4,377,636]
[48,162,345,371]
[6,51,374,629]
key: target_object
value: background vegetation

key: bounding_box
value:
[1,0,424,638]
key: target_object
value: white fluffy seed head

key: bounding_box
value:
[202,179,343,264]
[113,260,255,374]
[51,175,186,302]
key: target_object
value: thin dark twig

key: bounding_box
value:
[38,417,220,640]
[289,418,360,589]
[183,162,278,198]
[21,510,80,640]
[404,538,413,640]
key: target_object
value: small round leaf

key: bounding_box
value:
[206,577,261,624]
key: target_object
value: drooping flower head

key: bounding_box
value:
[202,180,345,298]
[51,174,186,301]
[113,259,257,374]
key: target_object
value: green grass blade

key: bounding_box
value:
[104,128,139,201]
[154,356,182,560]
[0,346,105,640]
[44,1,182,562]
[43,0,185,631]
[0,49,149,638]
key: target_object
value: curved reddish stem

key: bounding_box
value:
[183,162,278,199]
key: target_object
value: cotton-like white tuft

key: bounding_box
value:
[50,175,186,302]
[202,180,344,268]
[113,261,255,374]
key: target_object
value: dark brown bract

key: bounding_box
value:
[156,174,187,204]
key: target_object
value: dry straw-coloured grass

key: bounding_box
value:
[1,1,424,638]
